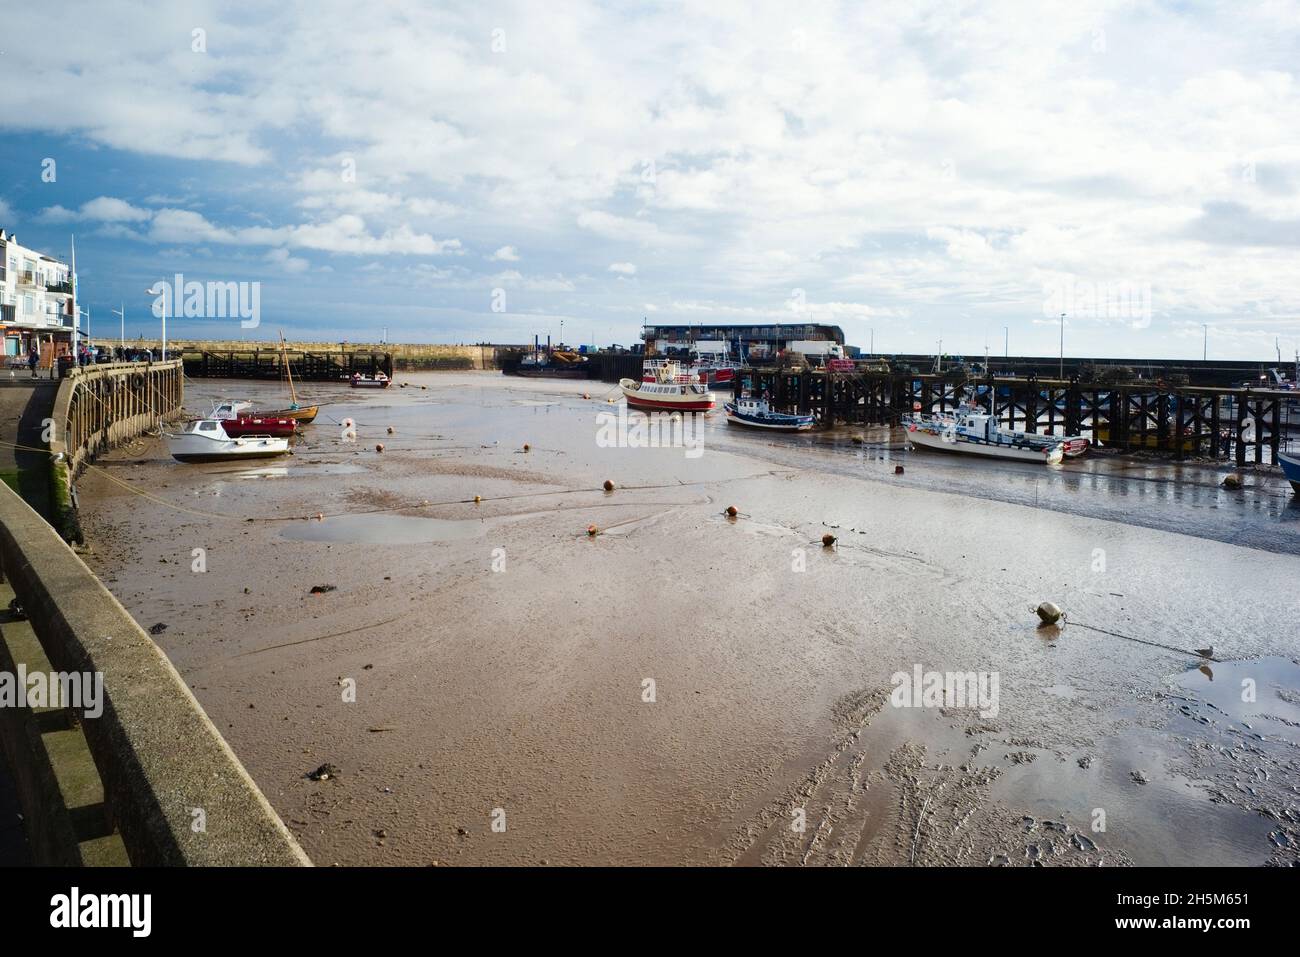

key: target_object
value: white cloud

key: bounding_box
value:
[266,247,310,274]
[608,262,636,274]
[489,245,520,262]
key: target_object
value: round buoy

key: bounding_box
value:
[421,385,427,390]
[895,465,905,475]
[1222,473,1242,489]
[1035,601,1063,625]
[603,480,614,492]
[315,512,324,521]
[375,443,385,453]
[387,426,394,434]
[473,495,482,504]
[822,533,836,548]
[913,401,922,412]
[523,443,531,452]
[586,524,599,537]
[583,393,591,400]
[725,505,738,518]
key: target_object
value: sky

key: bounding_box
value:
[2,0,1300,360]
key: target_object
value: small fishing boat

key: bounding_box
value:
[219,414,297,438]
[350,371,391,389]
[262,404,319,424]
[1280,449,1300,494]
[724,395,814,431]
[619,359,716,412]
[164,420,290,463]
[904,410,1065,465]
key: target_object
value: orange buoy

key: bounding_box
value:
[822,533,836,548]
[603,480,614,491]
[473,495,482,504]
[725,505,738,518]
[375,443,385,453]
[894,465,904,475]
[387,426,394,434]
[586,524,599,536]
[523,443,531,452]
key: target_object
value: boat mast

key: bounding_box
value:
[279,331,299,406]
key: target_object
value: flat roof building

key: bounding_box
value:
[642,322,846,360]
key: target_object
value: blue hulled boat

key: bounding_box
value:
[724,395,815,431]
[1280,450,1300,494]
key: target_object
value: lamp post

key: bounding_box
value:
[1059,313,1065,380]
[145,287,167,361]
[111,303,126,354]
[1003,326,1008,358]
[1203,324,1208,362]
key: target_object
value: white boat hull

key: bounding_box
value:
[165,429,289,463]
[907,425,1062,464]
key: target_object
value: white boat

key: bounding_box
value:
[904,410,1064,464]
[164,419,290,463]
[619,360,716,412]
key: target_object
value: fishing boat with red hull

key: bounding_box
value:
[619,359,717,412]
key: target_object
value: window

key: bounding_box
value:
[24,295,33,316]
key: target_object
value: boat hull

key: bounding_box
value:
[265,405,318,424]
[166,435,289,463]
[1280,450,1300,494]
[724,403,813,431]
[350,379,391,389]
[221,416,297,438]
[907,425,1062,464]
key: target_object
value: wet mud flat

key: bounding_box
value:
[75,372,1300,865]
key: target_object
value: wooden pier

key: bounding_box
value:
[181,349,393,382]
[735,366,1298,465]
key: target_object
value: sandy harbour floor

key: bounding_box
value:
[75,371,1300,866]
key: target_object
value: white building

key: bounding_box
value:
[0,228,76,364]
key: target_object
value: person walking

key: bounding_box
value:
[27,348,38,378]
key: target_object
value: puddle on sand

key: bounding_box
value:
[282,512,500,544]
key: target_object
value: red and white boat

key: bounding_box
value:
[619,360,717,412]
[351,371,391,389]
[687,343,739,388]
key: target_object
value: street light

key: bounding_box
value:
[1203,324,1208,362]
[144,286,167,361]
[1059,313,1065,380]
[111,303,126,353]
[1003,326,1008,358]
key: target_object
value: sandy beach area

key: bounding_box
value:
[74,372,1300,866]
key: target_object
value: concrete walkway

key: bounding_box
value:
[0,374,56,865]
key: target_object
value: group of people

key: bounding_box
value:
[20,343,165,377]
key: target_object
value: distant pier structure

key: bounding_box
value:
[182,348,393,381]
[735,363,1298,466]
